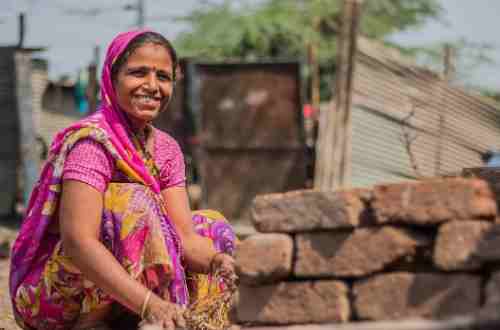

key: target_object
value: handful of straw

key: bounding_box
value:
[184,269,238,330]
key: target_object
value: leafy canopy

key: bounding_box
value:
[174,0,443,63]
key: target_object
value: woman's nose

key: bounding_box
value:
[144,73,159,91]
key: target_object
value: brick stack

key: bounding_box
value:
[234,178,500,326]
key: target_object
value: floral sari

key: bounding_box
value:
[9,29,236,330]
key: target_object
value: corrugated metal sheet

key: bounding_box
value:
[0,48,19,216]
[349,38,500,188]
[15,51,39,203]
[31,59,49,134]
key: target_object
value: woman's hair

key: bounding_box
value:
[111,31,180,83]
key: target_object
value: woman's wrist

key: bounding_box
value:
[141,290,153,319]
[209,251,227,273]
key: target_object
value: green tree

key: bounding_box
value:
[174,0,443,98]
[175,0,442,60]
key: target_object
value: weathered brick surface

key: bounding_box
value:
[353,272,481,320]
[237,281,350,324]
[484,271,500,306]
[295,227,430,278]
[251,189,372,233]
[472,224,500,262]
[373,178,496,226]
[433,220,493,271]
[235,233,293,285]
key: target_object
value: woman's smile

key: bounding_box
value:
[131,94,163,110]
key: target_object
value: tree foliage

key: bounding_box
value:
[174,0,442,62]
[173,0,443,99]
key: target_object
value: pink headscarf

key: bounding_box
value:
[10,29,173,299]
[51,28,161,193]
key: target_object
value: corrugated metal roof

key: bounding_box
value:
[349,38,500,187]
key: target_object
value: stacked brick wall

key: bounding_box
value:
[234,178,500,326]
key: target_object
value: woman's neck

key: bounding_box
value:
[123,113,150,137]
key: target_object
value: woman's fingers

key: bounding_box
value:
[173,305,187,329]
[162,319,176,330]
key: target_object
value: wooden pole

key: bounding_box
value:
[86,45,100,113]
[17,13,25,48]
[314,0,363,190]
[310,16,321,111]
[137,0,145,28]
[434,44,454,176]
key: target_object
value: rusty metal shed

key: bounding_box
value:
[155,61,307,221]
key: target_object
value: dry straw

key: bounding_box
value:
[184,269,238,330]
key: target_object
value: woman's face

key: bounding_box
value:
[114,42,174,129]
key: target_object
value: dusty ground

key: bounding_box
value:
[0,225,20,330]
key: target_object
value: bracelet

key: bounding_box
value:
[209,251,226,274]
[140,290,153,320]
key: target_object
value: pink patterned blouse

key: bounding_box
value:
[63,128,186,192]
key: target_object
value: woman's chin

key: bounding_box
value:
[126,109,161,126]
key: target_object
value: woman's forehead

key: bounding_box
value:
[124,43,173,68]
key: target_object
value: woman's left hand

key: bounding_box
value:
[210,253,236,279]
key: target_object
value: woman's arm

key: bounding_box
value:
[59,180,183,328]
[161,186,233,274]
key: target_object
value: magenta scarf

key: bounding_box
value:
[53,29,161,193]
[10,30,184,303]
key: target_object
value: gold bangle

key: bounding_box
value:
[141,290,153,320]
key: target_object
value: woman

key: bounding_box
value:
[9,30,236,330]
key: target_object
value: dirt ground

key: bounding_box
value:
[0,225,20,330]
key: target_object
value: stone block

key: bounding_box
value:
[433,220,493,271]
[251,189,372,233]
[237,281,350,324]
[353,272,481,320]
[472,224,500,262]
[235,233,293,285]
[373,178,496,226]
[295,227,430,278]
[485,271,500,306]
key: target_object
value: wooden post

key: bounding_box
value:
[434,44,454,176]
[17,13,25,48]
[314,0,363,190]
[309,16,321,111]
[137,0,145,28]
[86,45,100,113]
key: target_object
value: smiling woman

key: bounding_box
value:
[9,30,237,330]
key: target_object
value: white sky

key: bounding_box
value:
[1,0,500,90]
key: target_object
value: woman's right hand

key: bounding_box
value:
[140,294,186,330]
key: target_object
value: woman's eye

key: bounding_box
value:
[130,70,146,77]
[157,73,171,82]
